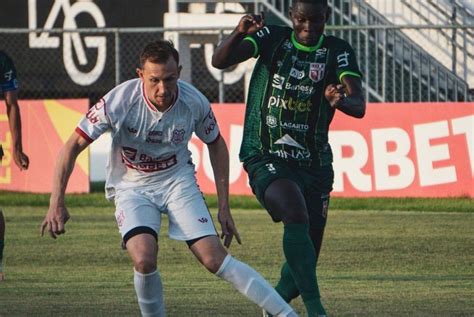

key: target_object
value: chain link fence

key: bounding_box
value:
[0,25,472,105]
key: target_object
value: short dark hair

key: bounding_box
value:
[139,40,179,68]
[293,0,328,5]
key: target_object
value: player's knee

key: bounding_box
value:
[202,255,225,274]
[281,209,309,224]
[134,258,156,274]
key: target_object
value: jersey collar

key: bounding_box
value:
[291,32,324,52]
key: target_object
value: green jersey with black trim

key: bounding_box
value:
[240,25,361,166]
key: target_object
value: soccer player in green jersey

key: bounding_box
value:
[0,51,30,281]
[213,0,366,316]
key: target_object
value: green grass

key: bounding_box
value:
[0,198,473,316]
[0,190,472,212]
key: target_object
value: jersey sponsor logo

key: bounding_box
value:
[280,121,309,132]
[295,59,309,67]
[148,130,162,136]
[285,82,314,94]
[266,115,309,132]
[85,108,100,124]
[272,73,285,90]
[116,210,125,227]
[267,95,312,112]
[282,39,293,51]
[85,98,106,124]
[171,128,186,144]
[289,67,305,79]
[337,51,350,67]
[316,48,328,57]
[269,148,311,160]
[197,217,208,223]
[146,137,162,144]
[122,146,137,161]
[123,153,178,172]
[204,110,217,135]
[256,26,270,38]
[309,63,325,83]
[321,193,329,218]
[127,127,138,134]
[274,134,305,150]
[93,98,105,110]
[266,114,278,128]
[146,130,163,143]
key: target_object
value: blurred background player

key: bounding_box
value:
[212,0,366,316]
[40,40,298,317]
[0,50,30,281]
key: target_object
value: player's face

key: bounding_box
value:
[137,57,181,111]
[290,2,329,46]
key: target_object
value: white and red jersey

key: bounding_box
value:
[76,78,220,200]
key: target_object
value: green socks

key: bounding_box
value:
[282,224,326,316]
[275,262,299,302]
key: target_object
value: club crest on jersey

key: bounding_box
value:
[309,63,325,83]
[171,128,185,144]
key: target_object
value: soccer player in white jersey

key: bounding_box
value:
[40,40,298,317]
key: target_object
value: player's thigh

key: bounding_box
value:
[114,189,161,245]
[165,173,217,241]
[244,156,306,222]
[303,164,334,230]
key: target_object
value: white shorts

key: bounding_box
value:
[113,168,217,242]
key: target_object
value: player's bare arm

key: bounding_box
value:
[211,13,265,69]
[206,135,242,248]
[4,90,29,170]
[41,132,89,239]
[325,76,366,118]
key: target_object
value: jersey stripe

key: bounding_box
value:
[75,127,94,143]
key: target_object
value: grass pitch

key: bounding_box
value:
[0,195,472,316]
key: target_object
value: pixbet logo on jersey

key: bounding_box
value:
[267,95,312,112]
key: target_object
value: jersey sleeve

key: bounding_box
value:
[0,54,18,92]
[243,25,275,58]
[333,41,362,83]
[194,96,220,144]
[76,97,111,143]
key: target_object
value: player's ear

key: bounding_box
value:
[136,68,143,79]
[177,65,182,77]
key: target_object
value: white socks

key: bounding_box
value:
[216,254,298,317]
[134,268,166,317]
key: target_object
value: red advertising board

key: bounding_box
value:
[0,99,90,193]
[191,103,473,197]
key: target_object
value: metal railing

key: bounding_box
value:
[1,24,472,104]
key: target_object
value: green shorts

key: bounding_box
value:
[243,155,334,227]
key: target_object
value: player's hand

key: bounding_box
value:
[40,205,70,239]
[217,208,242,248]
[13,150,29,170]
[237,12,265,35]
[325,84,346,108]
